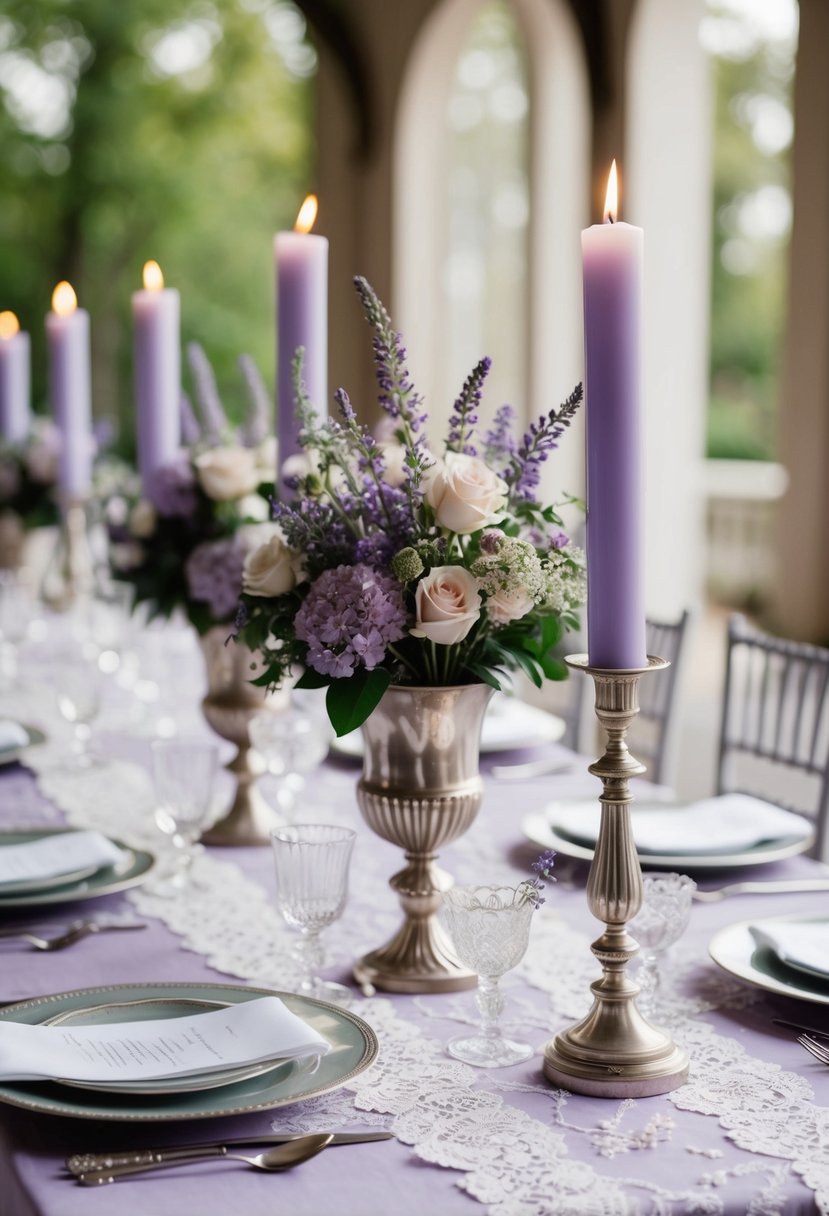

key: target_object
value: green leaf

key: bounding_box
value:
[505,646,544,688]
[539,655,569,681]
[540,614,563,653]
[295,667,329,690]
[466,663,502,691]
[326,668,392,736]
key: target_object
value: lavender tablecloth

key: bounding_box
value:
[1,690,828,1214]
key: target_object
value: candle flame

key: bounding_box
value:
[294,194,318,235]
[143,260,164,291]
[0,311,19,340]
[603,160,618,223]
[52,281,78,317]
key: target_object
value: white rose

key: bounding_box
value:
[486,585,535,626]
[25,441,58,485]
[195,445,260,501]
[411,565,481,646]
[242,528,302,597]
[128,499,157,539]
[425,452,508,534]
[238,493,270,522]
[379,442,408,488]
[254,436,277,477]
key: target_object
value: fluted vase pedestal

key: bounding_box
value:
[197,627,286,847]
[542,655,689,1098]
[354,682,493,995]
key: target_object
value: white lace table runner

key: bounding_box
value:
[4,654,828,1216]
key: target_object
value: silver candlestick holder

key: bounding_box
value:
[542,653,689,1098]
[41,498,97,612]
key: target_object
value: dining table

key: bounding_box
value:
[1,613,828,1216]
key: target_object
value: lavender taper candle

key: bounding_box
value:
[581,162,647,670]
[275,194,328,492]
[132,260,181,483]
[46,282,92,499]
[0,312,30,443]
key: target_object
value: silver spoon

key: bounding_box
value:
[78,1133,335,1185]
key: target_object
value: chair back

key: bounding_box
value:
[563,610,690,789]
[631,610,691,788]
[716,614,829,860]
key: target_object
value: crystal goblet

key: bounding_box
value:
[441,883,537,1067]
[271,824,356,1005]
[54,659,102,767]
[250,707,330,817]
[151,739,219,894]
[629,871,696,1009]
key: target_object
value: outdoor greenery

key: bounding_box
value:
[705,1,796,461]
[0,0,313,454]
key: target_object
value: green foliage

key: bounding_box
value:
[0,0,312,447]
[706,7,795,460]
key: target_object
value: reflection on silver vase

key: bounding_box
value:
[354,682,493,994]
[197,626,286,846]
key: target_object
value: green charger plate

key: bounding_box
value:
[0,829,156,909]
[0,982,379,1120]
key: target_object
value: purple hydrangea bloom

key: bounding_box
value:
[146,451,199,518]
[295,563,408,679]
[185,537,245,621]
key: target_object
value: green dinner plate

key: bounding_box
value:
[709,916,829,1006]
[0,829,156,909]
[0,982,379,1120]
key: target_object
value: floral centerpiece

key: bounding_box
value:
[0,419,62,539]
[108,344,278,633]
[238,277,586,737]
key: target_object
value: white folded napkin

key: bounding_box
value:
[0,997,331,1083]
[749,920,829,979]
[549,794,813,855]
[0,721,28,753]
[0,831,124,890]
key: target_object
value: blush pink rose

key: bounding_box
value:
[411,565,481,646]
[425,452,508,534]
[486,585,535,626]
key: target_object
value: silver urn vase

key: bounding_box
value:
[354,682,493,994]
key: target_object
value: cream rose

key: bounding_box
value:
[195,445,260,502]
[242,528,302,597]
[379,442,408,488]
[128,499,157,539]
[425,452,508,534]
[486,585,535,626]
[411,565,481,646]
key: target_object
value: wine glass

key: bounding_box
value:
[54,659,101,767]
[0,568,35,689]
[441,883,537,1068]
[629,871,696,1009]
[271,824,356,1005]
[250,707,330,816]
[151,739,219,893]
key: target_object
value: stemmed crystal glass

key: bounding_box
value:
[629,871,696,1009]
[271,824,356,1005]
[250,707,330,817]
[151,739,219,894]
[441,883,537,1067]
[54,659,102,767]
[0,569,35,689]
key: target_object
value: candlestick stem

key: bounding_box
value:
[41,498,98,612]
[542,654,689,1097]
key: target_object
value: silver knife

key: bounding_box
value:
[66,1131,393,1177]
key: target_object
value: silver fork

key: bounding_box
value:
[0,920,146,951]
[797,1034,829,1065]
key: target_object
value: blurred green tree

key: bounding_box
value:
[704,2,796,461]
[0,0,314,452]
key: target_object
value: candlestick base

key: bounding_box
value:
[541,654,689,1098]
[41,499,98,612]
